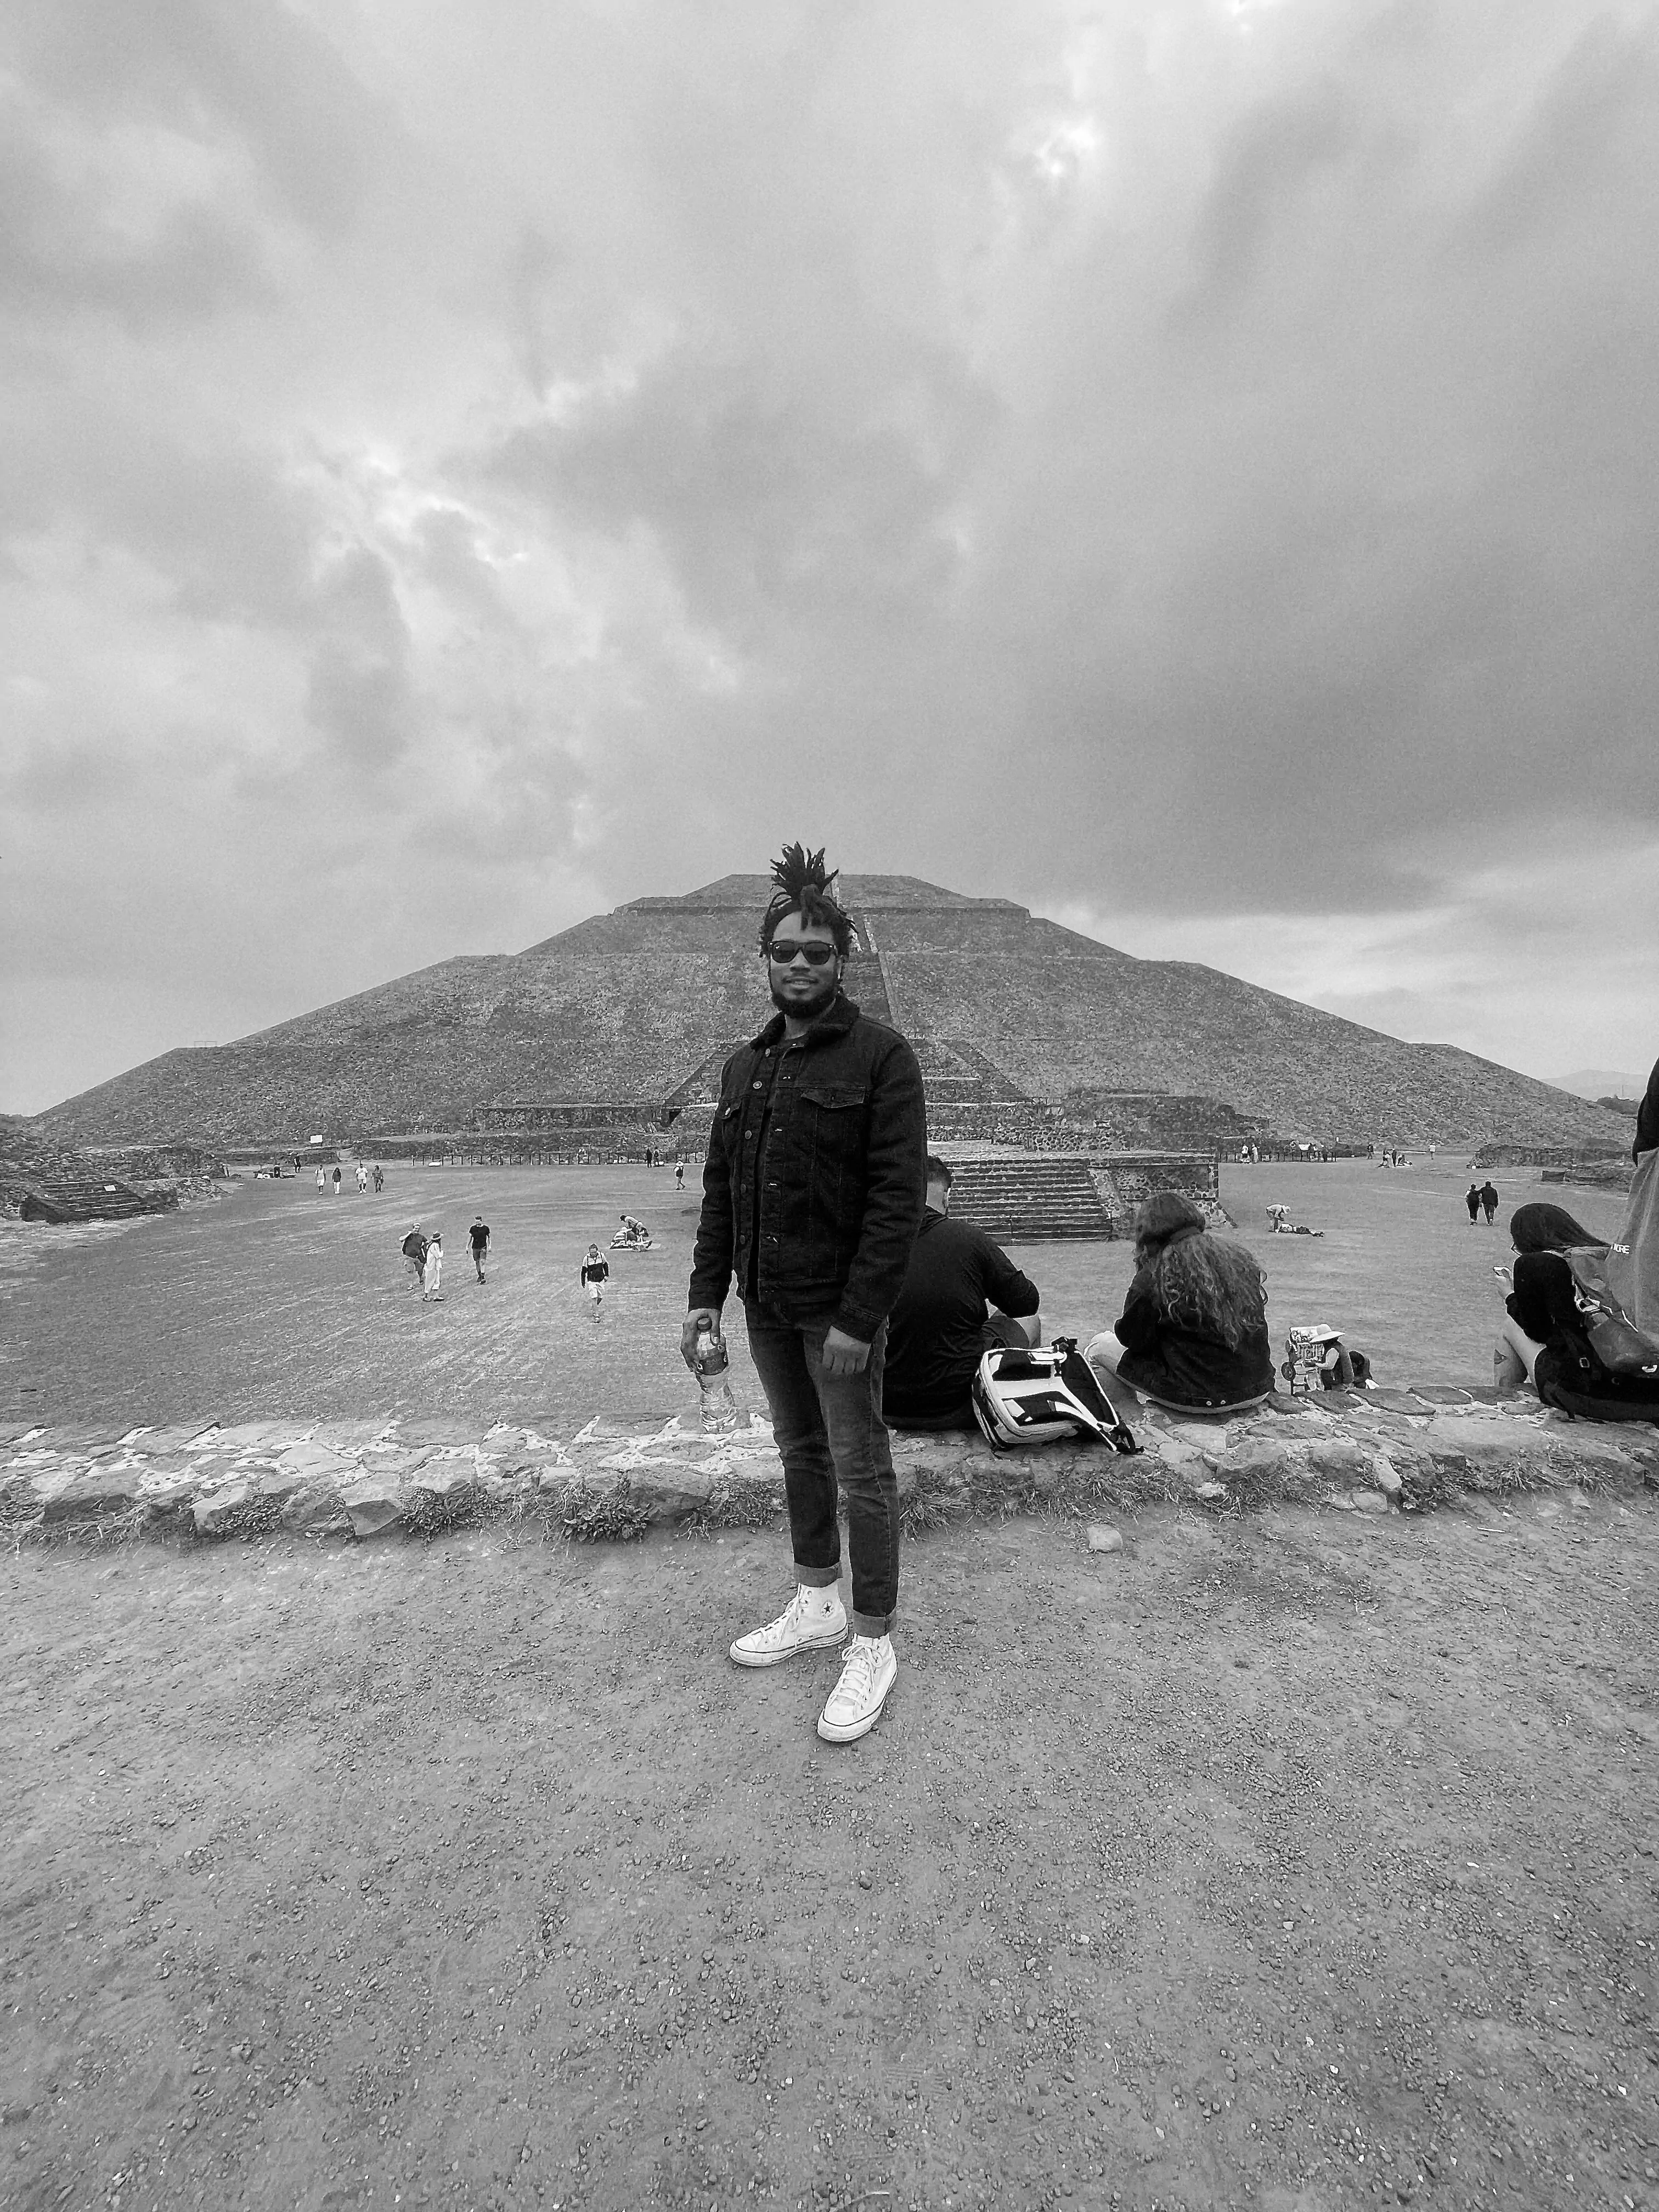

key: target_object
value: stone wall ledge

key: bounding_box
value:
[4,1386,1656,1548]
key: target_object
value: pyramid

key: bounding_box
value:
[29,875,1629,1152]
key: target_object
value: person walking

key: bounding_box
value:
[332,1165,342,1197]
[1480,1179,1499,1225]
[1466,1183,1481,1225]
[675,1160,686,1193]
[469,1215,490,1282]
[422,1231,444,1301]
[400,1226,428,1291]
[317,1166,327,1194]
[682,843,927,1745]
[580,1243,609,1317]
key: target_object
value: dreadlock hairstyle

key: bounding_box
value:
[1133,1191,1267,1353]
[758,842,855,956]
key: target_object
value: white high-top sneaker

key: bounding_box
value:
[729,1583,847,1668]
[816,1633,896,1743]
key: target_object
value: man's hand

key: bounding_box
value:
[820,1325,870,1378]
[681,1307,721,1371]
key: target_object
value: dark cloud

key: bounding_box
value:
[5,0,1659,1110]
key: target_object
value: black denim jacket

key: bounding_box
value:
[688,993,927,1341]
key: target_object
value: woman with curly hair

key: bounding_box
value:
[1085,1191,1273,1412]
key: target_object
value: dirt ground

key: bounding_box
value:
[4,1492,1657,2212]
[0,1159,1635,1427]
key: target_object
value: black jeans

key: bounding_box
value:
[742,1305,899,1636]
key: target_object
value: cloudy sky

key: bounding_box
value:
[4,0,1657,1114]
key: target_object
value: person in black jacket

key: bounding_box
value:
[1085,1192,1273,1411]
[682,845,926,1745]
[883,1155,1042,1430]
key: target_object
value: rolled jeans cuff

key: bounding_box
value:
[852,1608,894,1639]
[795,1561,842,1590]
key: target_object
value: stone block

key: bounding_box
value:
[274,1441,360,1481]
[1366,1390,1432,1417]
[207,1423,296,1455]
[382,1417,490,1448]
[281,1487,354,1537]
[41,1470,141,1523]
[338,1479,406,1539]
[1350,1488,1389,1514]
[1301,1439,1376,1484]
[1086,1524,1123,1553]
[1420,1417,1544,1468]
[1211,1440,1290,1488]
[1372,1457,1404,1500]
[191,1479,256,1535]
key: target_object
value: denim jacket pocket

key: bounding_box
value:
[798,1082,868,1112]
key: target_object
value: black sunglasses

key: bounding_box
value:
[766,941,839,967]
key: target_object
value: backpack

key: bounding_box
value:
[970,1338,1141,1454]
[1564,1250,1659,1383]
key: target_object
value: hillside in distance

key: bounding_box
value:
[32,875,1632,1150]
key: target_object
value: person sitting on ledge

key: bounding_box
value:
[1086,1191,1274,1413]
[882,1154,1042,1431]
[1496,1201,1659,1419]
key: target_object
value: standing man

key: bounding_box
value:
[469,1215,490,1282]
[400,1225,428,1291]
[682,844,927,1745]
[1480,1179,1499,1225]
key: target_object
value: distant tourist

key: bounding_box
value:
[422,1231,444,1301]
[332,1165,342,1197]
[1480,1180,1499,1225]
[883,1154,1041,1430]
[682,842,926,1746]
[401,1226,428,1291]
[372,1164,384,1193]
[1466,1183,1481,1224]
[675,1161,686,1192]
[1086,1192,1273,1413]
[469,1215,490,1283]
[317,1166,327,1194]
[580,1243,609,1316]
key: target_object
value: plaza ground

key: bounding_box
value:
[3,1155,1654,2210]
[0,1158,1637,1427]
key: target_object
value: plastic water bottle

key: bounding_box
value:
[695,1326,741,1435]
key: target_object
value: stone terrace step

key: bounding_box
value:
[944,1155,1113,1240]
[4,1396,1654,1547]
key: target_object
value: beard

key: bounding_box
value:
[769,966,840,1023]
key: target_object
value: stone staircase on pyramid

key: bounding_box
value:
[935,1150,1113,1240]
[1,1146,179,1224]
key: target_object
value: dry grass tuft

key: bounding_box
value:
[683,1480,785,1537]
[404,1483,481,1538]
[554,1476,654,1544]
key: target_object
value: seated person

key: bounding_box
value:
[882,1155,1042,1430]
[1086,1192,1274,1413]
[1497,1202,1659,1418]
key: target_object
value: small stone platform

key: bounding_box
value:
[3,1385,1655,1548]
